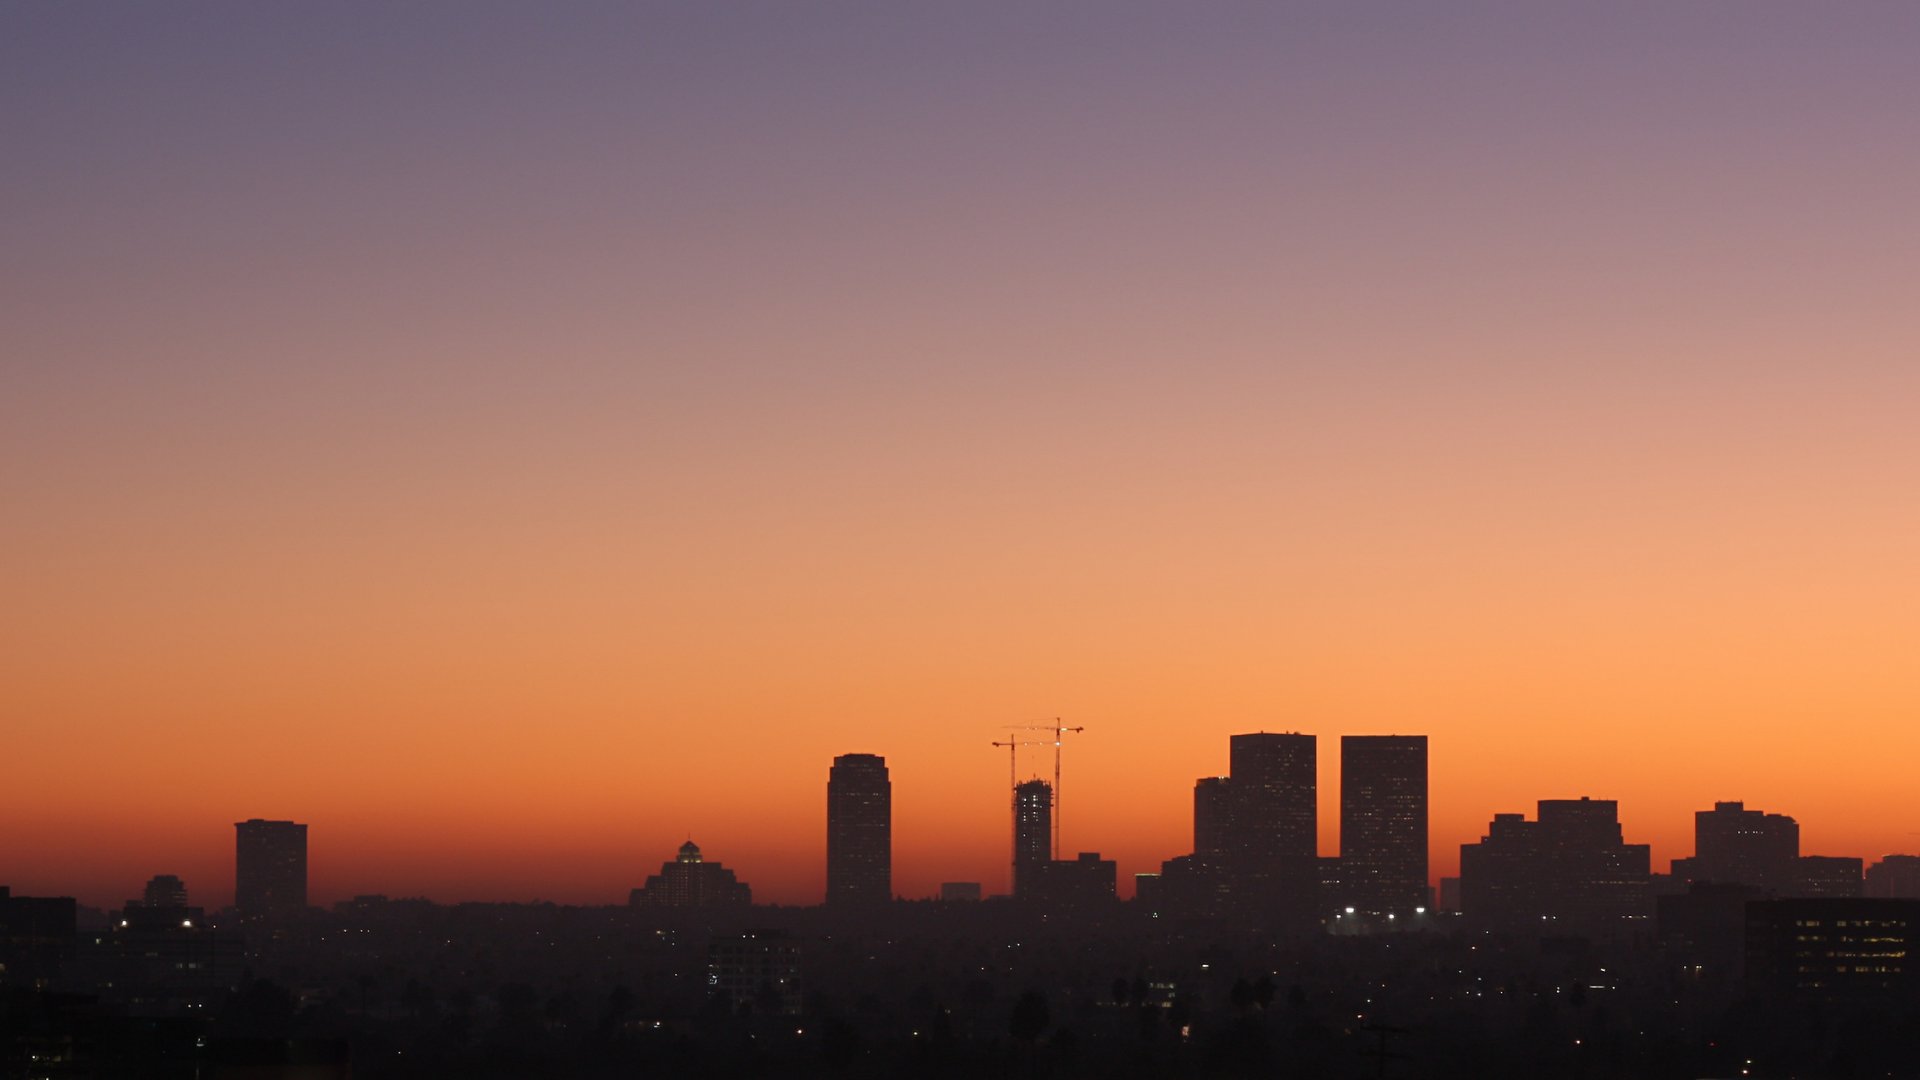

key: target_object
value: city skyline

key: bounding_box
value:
[9,734,1911,912]
[8,4,1920,916]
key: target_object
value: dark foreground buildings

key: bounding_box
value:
[1747,898,1920,1002]
[0,885,76,990]
[825,753,891,905]
[234,818,307,921]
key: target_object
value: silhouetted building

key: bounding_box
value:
[234,819,307,921]
[1133,873,1162,908]
[0,886,77,989]
[1013,779,1052,899]
[1657,881,1764,980]
[1340,735,1428,914]
[81,899,244,1016]
[1867,855,1920,898]
[1459,798,1651,938]
[1223,732,1319,923]
[1650,871,1686,897]
[1438,876,1461,913]
[1228,732,1316,862]
[1030,852,1118,911]
[708,930,801,1016]
[142,875,189,909]
[1672,801,1798,893]
[1193,776,1233,856]
[939,882,981,902]
[826,753,891,905]
[630,841,752,907]
[1747,898,1920,1002]
[1794,855,1863,898]
[1148,853,1234,922]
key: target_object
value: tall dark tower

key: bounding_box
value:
[1013,779,1053,899]
[1340,735,1428,913]
[1193,776,1234,856]
[826,754,892,905]
[234,819,307,921]
[1228,733,1316,862]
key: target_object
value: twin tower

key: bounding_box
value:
[825,732,1429,912]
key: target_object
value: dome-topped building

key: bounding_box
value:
[630,840,751,907]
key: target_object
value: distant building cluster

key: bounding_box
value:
[1140,733,1429,928]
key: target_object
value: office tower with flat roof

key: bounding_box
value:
[1340,735,1429,914]
[708,930,802,1015]
[826,753,892,905]
[1795,855,1863,898]
[1013,779,1052,899]
[1676,801,1799,893]
[1868,855,1920,899]
[1193,776,1233,857]
[1030,852,1118,911]
[1459,798,1651,938]
[1228,732,1316,862]
[234,819,307,921]
[1747,899,1920,1003]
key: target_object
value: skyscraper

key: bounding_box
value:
[1193,776,1233,857]
[1228,733,1315,862]
[1013,779,1052,899]
[1340,735,1428,914]
[233,819,307,921]
[826,753,892,905]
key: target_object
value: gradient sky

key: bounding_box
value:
[5,4,1920,909]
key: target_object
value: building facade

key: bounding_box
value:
[1673,801,1799,893]
[1459,798,1651,938]
[629,841,752,907]
[826,753,892,905]
[708,930,802,1016]
[1227,732,1316,863]
[142,875,189,909]
[1747,898,1920,1002]
[1339,735,1429,914]
[1867,855,1920,899]
[1013,779,1052,899]
[234,819,308,921]
[1193,776,1233,857]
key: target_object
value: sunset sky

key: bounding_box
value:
[5,4,1920,909]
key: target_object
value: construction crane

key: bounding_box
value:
[1005,719,1086,860]
[990,735,1050,890]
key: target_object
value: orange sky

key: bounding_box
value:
[4,5,1919,908]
